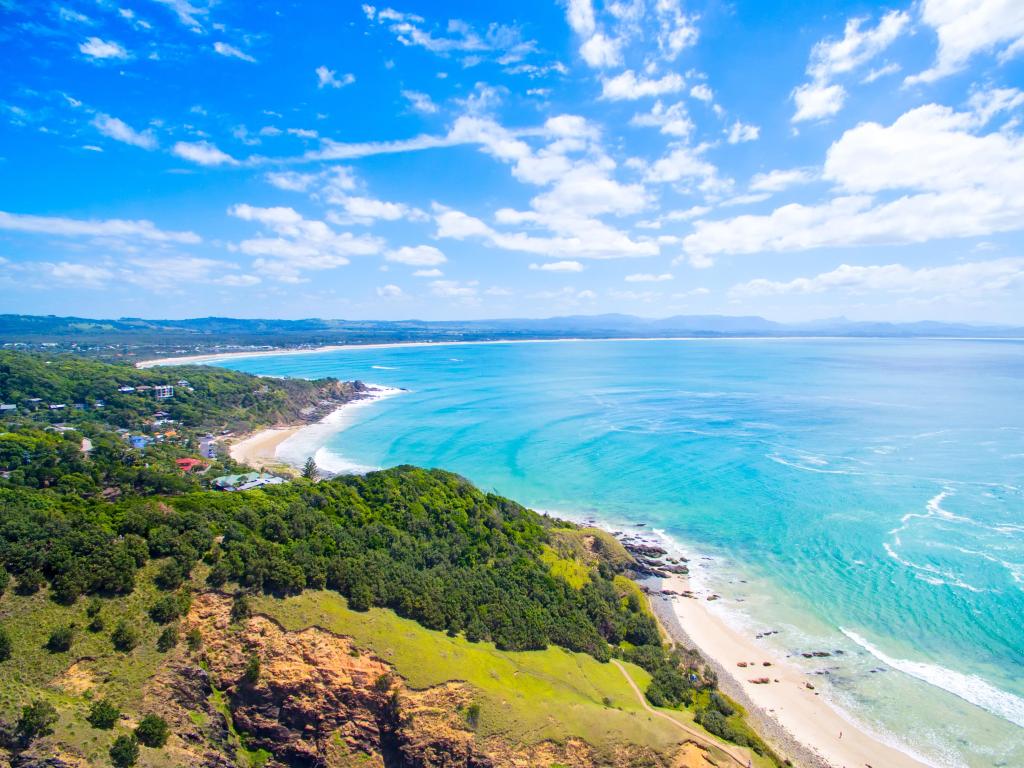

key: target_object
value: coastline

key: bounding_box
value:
[228,385,403,474]
[638,560,933,768]
[130,334,987,370]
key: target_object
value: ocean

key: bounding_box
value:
[211,338,1024,768]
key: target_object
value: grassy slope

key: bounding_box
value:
[254,590,768,767]
[0,560,204,767]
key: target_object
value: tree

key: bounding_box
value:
[154,560,185,591]
[16,699,58,745]
[157,625,178,652]
[186,627,202,651]
[16,568,44,595]
[87,698,120,730]
[135,714,169,748]
[47,624,75,652]
[302,456,319,481]
[109,734,139,768]
[0,625,11,662]
[111,620,139,653]
[230,594,250,623]
[0,565,9,595]
[148,595,182,624]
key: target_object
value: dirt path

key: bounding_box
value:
[611,660,755,768]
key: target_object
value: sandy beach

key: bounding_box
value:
[645,570,933,768]
[228,425,304,471]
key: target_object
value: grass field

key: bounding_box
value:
[253,589,767,766]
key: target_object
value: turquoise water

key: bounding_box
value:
[213,339,1024,767]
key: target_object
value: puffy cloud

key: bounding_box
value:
[316,66,355,89]
[213,42,256,62]
[625,272,673,282]
[430,279,479,299]
[376,284,405,298]
[565,0,596,36]
[630,100,693,137]
[172,141,239,166]
[92,114,157,150]
[79,37,129,59]
[0,210,199,243]
[601,70,685,100]
[579,32,623,68]
[229,204,383,282]
[727,120,760,144]
[908,0,1024,84]
[530,260,584,272]
[689,84,713,102]
[386,245,447,266]
[645,146,721,189]
[792,82,845,123]
[413,268,443,277]
[655,0,699,60]
[730,258,1024,299]
[792,10,909,122]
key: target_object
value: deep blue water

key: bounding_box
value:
[213,338,1024,767]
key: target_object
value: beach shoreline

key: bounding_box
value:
[228,385,403,474]
[640,563,933,768]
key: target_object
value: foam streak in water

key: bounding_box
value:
[841,628,1024,729]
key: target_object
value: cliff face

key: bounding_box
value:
[142,593,708,768]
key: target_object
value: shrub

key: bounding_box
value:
[109,734,139,767]
[710,691,735,717]
[148,595,181,624]
[0,565,9,595]
[16,568,44,595]
[87,698,120,730]
[89,615,105,633]
[230,594,250,623]
[349,581,373,612]
[47,624,75,653]
[86,597,103,618]
[111,620,139,653]
[154,560,185,591]
[0,625,11,662]
[135,714,169,748]
[465,702,481,729]
[16,699,58,745]
[186,628,202,651]
[244,654,260,684]
[157,625,178,652]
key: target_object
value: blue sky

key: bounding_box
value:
[1,0,1023,322]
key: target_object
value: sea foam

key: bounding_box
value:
[841,628,1024,729]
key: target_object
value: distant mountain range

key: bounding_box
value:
[1,313,1021,360]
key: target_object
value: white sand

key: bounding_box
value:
[650,571,933,768]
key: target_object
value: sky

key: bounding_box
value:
[1,0,1023,323]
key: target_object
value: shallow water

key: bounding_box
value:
[213,338,1024,767]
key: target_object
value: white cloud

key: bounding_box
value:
[413,268,443,277]
[625,272,673,282]
[0,210,199,243]
[908,0,1024,84]
[749,168,817,193]
[862,62,901,83]
[730,258,1024,299]
[807,10,910,82]
[376,283,405,298]
[530,260,584,272]
[579,32,622,68]
[655,0,699,60]
[229,203,383,282]
[79,37,129,59]
[792,10,909,122]
[316,66,355,89]
[430,279,479,299]
[968,86,1024,124]
[92,114,157,150]
[565,0,596,36]
[631,100,693,137]
[152,0,207,31]
[172,141,238,166]
[402,90,439,114]
[265,171,319,192]
[386,245,447,266]
[690,83,713,102]
[792,82,846,123]
[645,146,723,191]
[214,42,256,63]
[727,120,760,144]
[601,70,685,100]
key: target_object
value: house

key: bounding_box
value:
[176,458,208,473]
[73,403,86,410]
[0,404,16,414]
[199,436,217,459]
[176,379,191,387]
[212,472,285,491]
[117,386,135,393]
[49,403,66,410]
[154,385,174,399]
[129,435,153,449]
[94,400,105,408]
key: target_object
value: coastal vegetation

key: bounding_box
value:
[0,350,779,766]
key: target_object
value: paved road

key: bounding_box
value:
[611,659,754,768]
